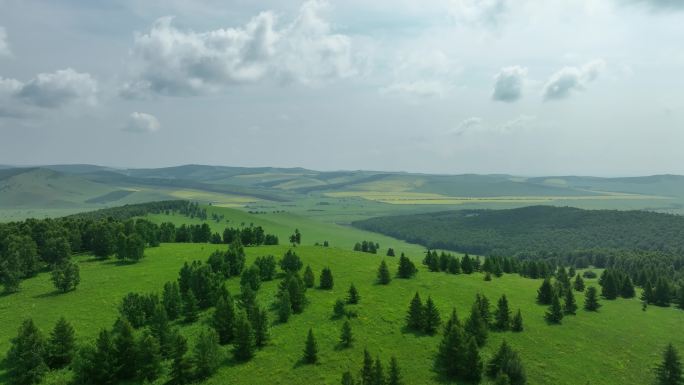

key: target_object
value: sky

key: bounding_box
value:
[0,0,683,176]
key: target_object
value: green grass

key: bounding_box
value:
[2,207,684,385]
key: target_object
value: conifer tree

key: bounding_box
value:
[397,254,417,278]
[347,283,360,304]
[92,329,117,385]
[278,290,292,323]
[183,289,199,323]
[573,274,585,292]
[304,265,315,288]
[46,316,75,369]
[447,256,461,274]
[193,328,222,379]
[423,296,441,335]
[655,278,672,307]
[495,295,511,330]
[584,287,601,311]
[621,276,636,298]
[678,286,684,311]
[240,265,261,292]
[545,291,564,324]
[320,267,334,289]
[655,343,684,385]
[373,356,385,385]
[253,307,269,348]
[342,371,356,385]
[170,332,193,385]
[303,329,318,364]
[487,340,527,385]
[279,272,307,313]
[233,311,255,361]
[163,281,182,320]
[280,249,303,273]
[387,248,395,257]
[113,318,138,380]
[600,271,619,300]
[212,295,236,344]
[537,278,554,305]
[485,272,493,281]
[149,304,173,357]
[406,292,424,331]
[563,288,577,315]
[388,356,402,385]
[476,293,492,326]
[6,319,47,385]
[334,299,347,318]
[464,337,483,382]
[136,331,162,382]
[340,320,353,347]
[377,260,391,285]
[642,281,655,304]
[361,349,374,385]
[465,302,488,347]
[511,309,524,332]
[435,310,466,379]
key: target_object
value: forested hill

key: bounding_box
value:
[352,206,684,257]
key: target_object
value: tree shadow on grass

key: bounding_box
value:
[399,325,430,337]
[292,358,317,369]
[33,290,64,299]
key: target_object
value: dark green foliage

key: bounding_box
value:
[621,276,636,298]
[334,299,347,318]
[115,232,145,261]
[303,328,318,364]
[511,309,524,332]
[573,274,585,292]
[281,249,303,273]
[170,332,193,385]
[373,356,385,385]
[253,307,269,348]
[397,254,417,278]
[193,328,222,379]
[347,283,360,304]
[485,272,492,281]
[113,317,138,380]
[340,320,353,347]
[361,349,374,385]
[406,292,424,331]
[50,260,80,292]
[600,270,619,300]
[537,278,554,305]
[278,289,292,323]
[545,292,564,324]
[476,293,492,326]
[464,337,483,382]
[354,240,379,254]
[279,273,307,313]
[487,340,527,385]
[183,289,199,323]
[584,287,601,311]
[177,260,221,308]
[304,265,315,288]
[465,301,488,347]
[423,296,441,335]
[136,331,162,382]
[149,304,173,357]
[233,311,255,361]
[388,356,402,385]
[226,239,246,276]
[163,281,182,320]
[254,255,277,281]
[655,343,684,385]
[73,329,117,385]
[320,267,334,289]
[119,292,153,328]
[377,260,391,285]
[239,285,257,316]
[289,229,301,246]
[563,288,577,315]
[461,254,475,274]
[6,319,47,385]
[342,371,356,385]
[435,309,467,380]
[387,248,395,257]
[46,316,75,369]
[212,294,236,344]
[655,278,672,307]
[495,294,511,330]
[240,265,261,292]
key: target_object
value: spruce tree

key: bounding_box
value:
[476,293,492,326]
[149,304,173,357]
[655,278,672,307]
[485,272,493,281]
[655,343,684,385]
[170,332,193,385]
[304,265,315,288]
[423,296,441,335]
[487,340,527,385]
[406,292,424,331]
[347,283,360,304]
[621,276,636,298]
[397,255,417,278]
[183,289,199,323]
[46,316,76,369]
[435,310,466,379]
[280,249,303,273]
[377,260,391,285]
[136,331,162,382]
[373,356,385,385]
[303,328,318,364]
[233,311,255,361]
[361,349,374,385]
[92,329,117,385]
[388,356,402,385]
[465,302,488,347]
[537,278,554,305]
[113,317,138,380]
[212,295,236,344]
[494,295,511,330]
[464,337,483,382]
[320,267,334,289]
[342,371,356,385]
[253,307,269,348]
[563,288,578,315]
[278,289,292,323]
[545,292,564,324]
[584,287,601,311]
[511,309,524,332]
[334,299,347,318]
[600,271,619,300]
[340,320,353,347]
[6,319,47,385]
[573,274,585,292]
[193,328,222,379]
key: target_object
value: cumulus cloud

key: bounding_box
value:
[381,50,459,100]
[492,66,527,102]
[542,59,606,101]
[124,112,161,133]
[450,115,536,136]
[124,0,354,96]
[0,26,10,56]
[449,0,509,26]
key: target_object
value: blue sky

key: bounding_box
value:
[0,0,683,176]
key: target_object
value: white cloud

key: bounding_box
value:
[125,0,354,96]
[450,116,483,135]
[0,26,10,56]
[623,0,684,11]
[498,114,536,132]
[16,68,97,108]
[542,59,606,101]
[492,66,527,102]
[381,80,447,99]
[450,115,536,136]
[381,49,459,99]
[125,112,161,133]
[448,0,510,26]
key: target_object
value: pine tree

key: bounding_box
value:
[476,293,492,326]
[600,271,619,300]
[655,278,672,307]
[149,304,173,357]
[183,289,199,323]
[573,274,585,292]
[253,307,269,348]
[304,265,315,288]
[406,292,424,331]
[46,316,75,369]
[113,317,138,380]
[511,309,524,332]
[212,295,236,344]
[465,302,488,347]
[278,289,292,323]
[545,292,564,324]
[193,328,222,379]
[136,331,162,382]
[340,320,353,347]
[373,356,385,385]
[642,281,655,304]
[487,340,527,385]
[537,278,554,305]
[6,319,47,385]
[563,288,577,315]
[621,276,636,298]
[397,255,417,278]
[334,299,347,318]
[361,349,374,385]
[320,267,334,289]
[435,309,466,379]
[170,332,193,385]
[377,260,391,285]
[584,287,601,311]
[342,371,356,385]
[388,356,402,385]
[464,337,483,382]
[347,283,360,304]
[655,343,684,385]
[233,311,255,361]
[92,329,117,385]
[423,296,441,335]
[485,272,493,281]
[280,249,303,273]
[303,329,318,364]
[495,295,511,330]
[387,248,395,257]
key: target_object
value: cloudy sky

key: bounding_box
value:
[0,0,683,176]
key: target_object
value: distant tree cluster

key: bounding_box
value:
[353,241,379,254]
[220,225,278,246]
[339,349,403,385]
[423,251,479,274]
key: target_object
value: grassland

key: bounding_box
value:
[1,206,683,385]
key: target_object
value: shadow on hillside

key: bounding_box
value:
[33,290,63,299]
[399,325,430,337]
